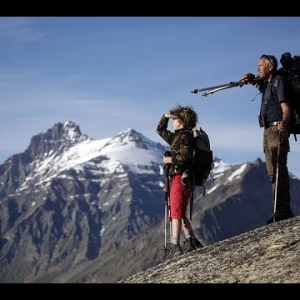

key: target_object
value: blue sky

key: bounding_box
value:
[1,16,300,178]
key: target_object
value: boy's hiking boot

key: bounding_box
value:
[191,237,204,249]
[182,236,204,253]
[266,207,294,225]
[165,243,183,260]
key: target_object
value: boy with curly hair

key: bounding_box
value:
[157,104,203,259]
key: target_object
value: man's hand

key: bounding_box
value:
[240,73,255,84]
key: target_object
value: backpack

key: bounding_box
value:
[185,126,214,221]
[186,127,214,190]
[272,52,300,141]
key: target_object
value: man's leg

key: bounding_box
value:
[265,128,293,224]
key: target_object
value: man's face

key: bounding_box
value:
[257,58,272,79]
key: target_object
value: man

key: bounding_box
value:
[241,54,294,225]
[156,104,203,259]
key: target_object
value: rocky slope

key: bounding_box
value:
[120,216,300,283]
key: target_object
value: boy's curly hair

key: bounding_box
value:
[169,104,198,129]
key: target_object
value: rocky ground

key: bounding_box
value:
[120,215,300,283]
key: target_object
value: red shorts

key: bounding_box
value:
[169,174,192,219]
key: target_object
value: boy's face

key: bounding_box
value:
[171,117,183,131]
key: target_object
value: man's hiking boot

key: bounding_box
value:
[165,243,183,260]
[182,237,204,254]
[266,207,294,225]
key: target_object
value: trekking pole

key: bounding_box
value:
[188,171,195,221]
[191,76,264,97]
[191,80,245,96]
[189,187,194,221]
[273,131,282,222]
[163,164,172,251]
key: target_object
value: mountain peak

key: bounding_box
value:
[51,120,83,141]
[27,120,88,160]
[109,128,156,151]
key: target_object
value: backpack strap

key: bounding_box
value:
[182,129,195,178]
[270,75,280,97]
[270,75,284,124]
[271,75,297,141]
[181,129,196,220]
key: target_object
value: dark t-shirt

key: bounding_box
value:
[259,76,289,122]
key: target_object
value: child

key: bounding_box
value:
[157,104,203,259]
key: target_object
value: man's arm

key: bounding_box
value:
[279,102,291,132]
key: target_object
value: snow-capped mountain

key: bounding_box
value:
[0,120,299,283]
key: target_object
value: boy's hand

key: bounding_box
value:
[163,156,172,164]
[164,113,172,118]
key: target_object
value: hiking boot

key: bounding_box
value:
[190,236,204,249]
[165,243,183,260]
[266,208,295,225]
[182,237,203,253]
